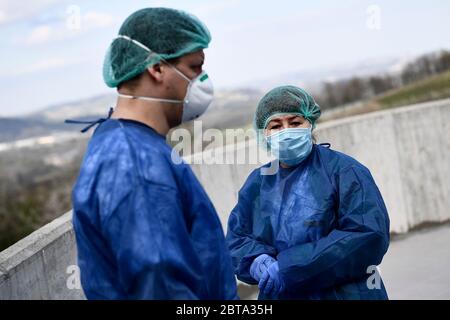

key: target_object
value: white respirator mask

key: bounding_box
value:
[116,35,214,122]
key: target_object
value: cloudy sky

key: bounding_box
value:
[0,0,449,117]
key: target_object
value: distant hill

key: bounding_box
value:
[2,49,448,143]
[242,54,416,92]
[29,94,117,122]
[0,89,264,143]
[0,117,68,143]
[0,94,116,142]
[320,69,450,121]
[374,69,450,109]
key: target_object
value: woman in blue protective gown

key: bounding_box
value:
[226,85,390,300]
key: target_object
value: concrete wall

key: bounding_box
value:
[0,212,84,299]
[0,98,449,299]
[316,99,450,233]
[190,98,450,234]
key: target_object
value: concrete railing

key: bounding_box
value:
[190,98,450,234]
[0,212,83,299]
[1,98,449,299]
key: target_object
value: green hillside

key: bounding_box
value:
[375,69,450,109]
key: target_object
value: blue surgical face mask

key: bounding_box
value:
[265,127,313,166]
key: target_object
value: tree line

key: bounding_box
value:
[316,50,450,109]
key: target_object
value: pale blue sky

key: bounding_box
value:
[0,0,449,117]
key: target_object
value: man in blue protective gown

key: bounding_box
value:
[226,86,390,300]
[68,8,237,300]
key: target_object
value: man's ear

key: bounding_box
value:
[147,63,164,83]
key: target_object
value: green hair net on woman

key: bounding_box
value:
[254,85,321,130]
[103,7,211,88]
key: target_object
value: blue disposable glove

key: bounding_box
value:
[258,261,285,297]
[249,254,276,282]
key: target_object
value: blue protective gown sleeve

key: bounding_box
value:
[277,165,390,294]
[226,173,278,285]
[101,179,206,299]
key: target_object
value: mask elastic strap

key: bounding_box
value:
[118,93,182,104]
[166,63,192,82]
[116,34,191,83]
[116,35,151,52]
[116,35,159,60]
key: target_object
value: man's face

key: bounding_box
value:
[163,50,205,100]
[161,50,205,125]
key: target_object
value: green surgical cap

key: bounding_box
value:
[254,85,321,130]
[103,7,211,88]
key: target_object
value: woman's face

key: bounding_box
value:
[264,114,311,137]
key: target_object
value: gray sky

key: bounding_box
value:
[0,0,449,117]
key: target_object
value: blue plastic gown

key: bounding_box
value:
[226,144,390,300]
[72,118,238,299]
